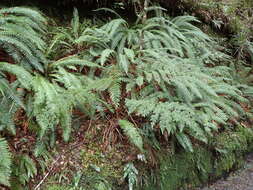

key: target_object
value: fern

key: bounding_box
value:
[47,8,97,58]
[119,119,144,152]
[74,7,246,152]
[13,154,37,185]
[0,55,108,142]
[63,7,248,152]
[0,5,250,188]
[0,99,17,135]
[123,162,138,190]
[0,75,23,134]
[108,81,121,107]
[0,138,12,187]
[0,7,47,71]
[32,75,73,140]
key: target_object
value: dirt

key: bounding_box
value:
[198,153,253,190]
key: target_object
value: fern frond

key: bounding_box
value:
[0,62,33,89]
[100,49,115,66]
[119,120,144,152]
[0,7,46,29]
[0,138,12,187]
[109,81,121,107]
[51,55,101,69]
[123,162,138,190]
[0,7,47,71]
[71,7,80,38]
[13,154,37,185]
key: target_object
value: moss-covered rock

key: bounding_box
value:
[182,0,253,35]
[158,147,212,190]
[142,126,253,190]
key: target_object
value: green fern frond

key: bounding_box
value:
[0,7,46,29]
[13,154,37,185]
[0,62,33,89]
[123,162,138,190]
[32,75,73,141]
[0,7,47,71]
[109,81,121,107]
[0,138,12,187]
[119,119,144,152]
[71,7,80,38]
[100,49,115,66]
[51,55,101,69]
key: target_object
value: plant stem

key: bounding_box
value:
[139,0,149,52]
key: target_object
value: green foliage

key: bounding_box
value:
[77,172,112,190]
[47,8,97,58]
[12,154,37,185]
[0,13,48,187]
[63,6,248,152]
[159,147,212,190]
[119,119,144,152]
[0,2,252,189]
[151,127,253,190]
[123,162,138,190]
[0,17,108,186]
[0,57,104,142]
[231,29,253,62]
[212,126,253,176]
[46,185,68,190]
[46,170,113,190]
[0,138,12,187]
[0,6,113,187]
[0,76,23,135]
[45,6,250,154]
[0,7,47,71]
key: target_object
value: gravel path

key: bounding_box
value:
[198,154,253,190]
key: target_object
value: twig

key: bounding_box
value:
[34,155,62,190]
[139,0,149,51]
[142,0,149,23]
[34,142,84,190]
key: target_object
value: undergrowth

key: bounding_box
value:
[0,0,252,189]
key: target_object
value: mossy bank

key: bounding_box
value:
[142,126,253,190]
[43,126,253,190]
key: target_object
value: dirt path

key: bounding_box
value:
[198,154,253,190]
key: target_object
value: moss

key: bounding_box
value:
[45,185,69,190]
[212,127,253,178]
[81,143,124,179]
[157,147,212,190]
[143,126,253,190]
[79,142,125,189]
[181,0,253,36]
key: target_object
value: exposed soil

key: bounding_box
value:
[198,153,253,190]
